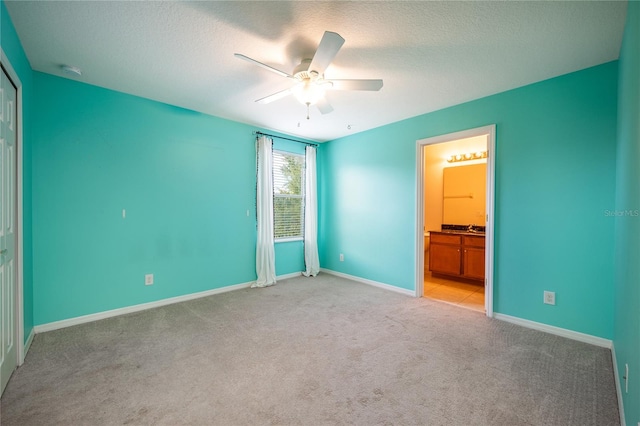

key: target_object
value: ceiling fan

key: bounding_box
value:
[235,31,383,119]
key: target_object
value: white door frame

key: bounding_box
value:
[1,48,25,366]
[415,125,496,317]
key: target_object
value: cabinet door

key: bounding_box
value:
[463,247,485,280]
[429,244,461,276]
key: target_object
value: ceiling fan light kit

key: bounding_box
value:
[235,31,383,120]
[292,81,325,105]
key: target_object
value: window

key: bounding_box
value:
[273,150,305,240]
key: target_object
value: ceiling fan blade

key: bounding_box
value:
[328,79,384,91]
[316,97,334,115]
[234,53,293,79]
[255,88,292,104]
[308,31,345,75]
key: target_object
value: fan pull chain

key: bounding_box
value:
[306,102,310,120]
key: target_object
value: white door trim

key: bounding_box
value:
[415,125,496,318]
[0,48,25,365]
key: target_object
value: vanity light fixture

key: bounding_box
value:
[447,150,488,163]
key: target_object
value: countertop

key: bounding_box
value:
[428,230,486,237]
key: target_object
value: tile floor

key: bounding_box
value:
[424,271,485,312]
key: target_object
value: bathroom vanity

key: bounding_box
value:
[428,231,485,281]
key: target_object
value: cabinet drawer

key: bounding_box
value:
[463,235,485,248]
[430,233,461,245]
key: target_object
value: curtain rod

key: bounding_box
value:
[253,131,318,147]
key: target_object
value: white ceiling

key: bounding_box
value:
[5,1,627,142]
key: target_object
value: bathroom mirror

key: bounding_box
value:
[442,163,486,225]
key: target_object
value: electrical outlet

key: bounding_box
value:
[543,291,555,305]
[339,253,344,262]
[145,274,154,286]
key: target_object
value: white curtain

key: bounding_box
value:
[303,145,320,277]
[253,136,276,288]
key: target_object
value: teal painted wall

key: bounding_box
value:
[319,62,618,339]
[275,240,304,276]
[614,1,640,423]
[1,0,34,343]
[32,72,304,325]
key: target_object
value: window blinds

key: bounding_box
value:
[273,150,305,240]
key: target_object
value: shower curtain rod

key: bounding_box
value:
[253,131,319,147]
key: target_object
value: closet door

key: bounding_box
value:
[0,65,17,395]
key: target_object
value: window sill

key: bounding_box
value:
[275,237,303,243]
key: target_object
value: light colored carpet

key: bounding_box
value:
[1,273,620,425]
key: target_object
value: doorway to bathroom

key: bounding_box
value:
[415,125,495,317]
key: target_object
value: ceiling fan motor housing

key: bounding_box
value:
[293,59,320,82]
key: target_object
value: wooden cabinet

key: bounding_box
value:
[429,233,462,276]
[429,232,485,281]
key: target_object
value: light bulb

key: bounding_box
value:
[292,79,327,106]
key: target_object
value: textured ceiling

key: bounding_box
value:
[4,1,627,142]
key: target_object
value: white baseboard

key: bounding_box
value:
[34,272,305,334]
[277,271,303,281]
[493,313,612,349]
[34,280,256,333]
[611,344,627,426]
[320,268,415,297]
